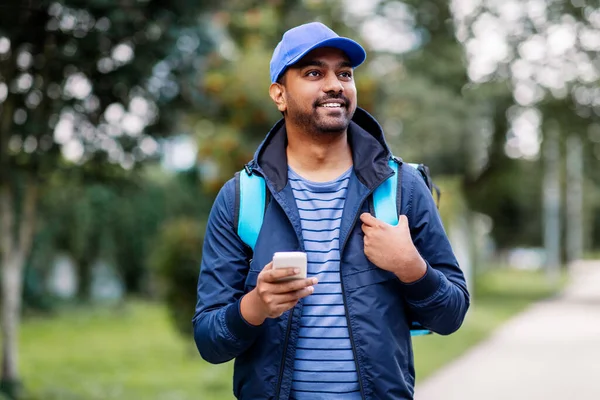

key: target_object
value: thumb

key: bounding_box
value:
[396,215,410,229]
[263,261,274,271]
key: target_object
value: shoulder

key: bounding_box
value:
[208,176,238,225]
[399,161,422,184]
[399,161,428,195]
[217,176,237,204]
[397,161,434,215]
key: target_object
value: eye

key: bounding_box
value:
[306,70,321,77]
[338,71,352,81]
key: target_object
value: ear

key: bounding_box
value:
[269,83,287,113]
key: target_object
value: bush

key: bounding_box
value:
[149,218,204,336]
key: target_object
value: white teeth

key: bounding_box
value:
[320,103,342,108]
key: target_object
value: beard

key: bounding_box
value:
[285,93,355,137]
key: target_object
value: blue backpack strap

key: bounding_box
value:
[372,160,426,226]
[236,169,266,251]
[372,159,399,226]
[373,157,432,337]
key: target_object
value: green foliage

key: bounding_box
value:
[149,218,203,336]
[465,158,545,248]
[432,176,467,227]
[0,3,221,376]
[380,73,471,174]
[25,164,211,307]
[0,0,220,180]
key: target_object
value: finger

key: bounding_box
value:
[273,286,315,303]
[359,212,378,226]
[262,261,273,270]
[274,300,300,316]
[361,223,373,235]
[360,224,377,236]
[263,266,301,283]
[294,286,316,300]
[271,277,318,294]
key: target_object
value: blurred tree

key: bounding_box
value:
[451,0,600,252]
[372,0,600,254]
[367,0,477,173]
[0,0,222,395]
[110,166,211,295]
[149,217,204,337]
[29,163,211,304]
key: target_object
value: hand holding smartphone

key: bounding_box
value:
[240,252,314,325]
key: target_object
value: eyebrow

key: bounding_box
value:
[294,59,353,69]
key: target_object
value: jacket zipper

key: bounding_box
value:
[339,172,393,400]
[339,206,368,400]
[273,187,306,400]
[275,312,294,399]
[247,164,293,399]
[340,279,365,399]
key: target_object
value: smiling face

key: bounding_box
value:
[269,47,358,137]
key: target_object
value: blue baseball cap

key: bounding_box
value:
[270,22,366,84]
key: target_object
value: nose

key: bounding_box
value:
[322,71,344,94]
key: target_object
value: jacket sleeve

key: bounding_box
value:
[398,167,470,335]
[192,178,263,364]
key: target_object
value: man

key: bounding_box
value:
[193,22,470,400]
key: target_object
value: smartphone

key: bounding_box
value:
[272,252,307,281]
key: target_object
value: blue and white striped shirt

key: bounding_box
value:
[288,166,361,400]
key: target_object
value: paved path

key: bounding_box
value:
[415,260,600,400]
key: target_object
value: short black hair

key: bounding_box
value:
[276,72,286,86]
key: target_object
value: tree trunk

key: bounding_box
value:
[566,135,583,264]
[76,258,92,301]
[0,252,24,395]
[543,123,561,284]
[0,178,38,397]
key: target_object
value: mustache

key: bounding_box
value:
[313,94,349,108]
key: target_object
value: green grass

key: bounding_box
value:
[584,251,600,260]
[413,268,565,380]
[17,269,564,399]
[20,302,234,400]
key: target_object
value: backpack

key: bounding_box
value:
[234,157,439,337]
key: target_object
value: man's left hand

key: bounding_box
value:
[360,213,427,283]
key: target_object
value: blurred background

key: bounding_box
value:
[0,0,599,399]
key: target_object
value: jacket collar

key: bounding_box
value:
[248,107,393,192]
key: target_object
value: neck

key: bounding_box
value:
[285,124,353,182]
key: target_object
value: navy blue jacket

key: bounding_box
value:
[193,108,470,399]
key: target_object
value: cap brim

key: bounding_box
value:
[285,37,366,72]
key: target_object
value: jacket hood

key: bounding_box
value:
[248,107,394,192]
